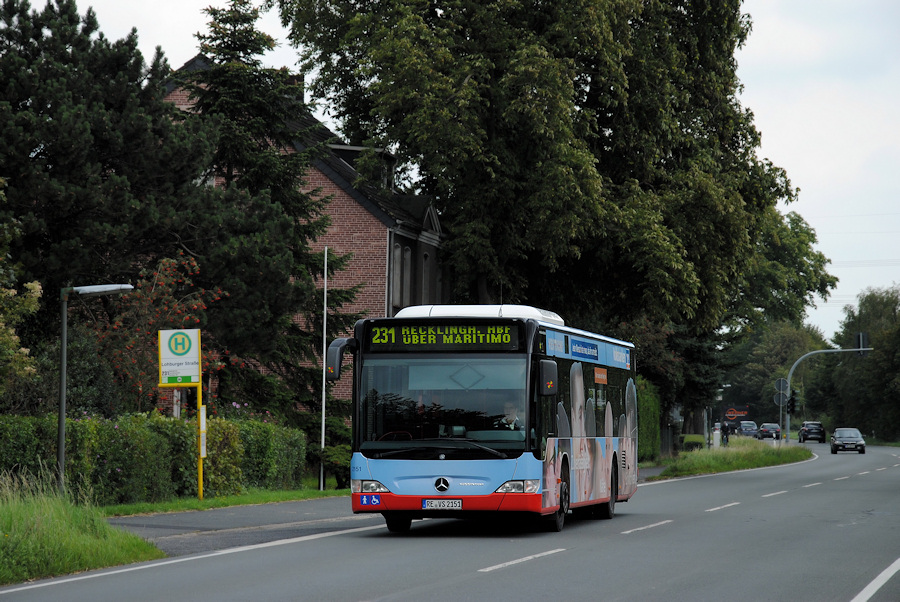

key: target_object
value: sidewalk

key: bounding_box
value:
[638,465,666,482]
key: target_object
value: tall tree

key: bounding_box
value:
[0,179,41,399]
[0,0,219,337]
[819,287,900,439]
[274,0,634,303]
[178,0,358,417]
[273,0,837,432]
[0,0,355,418]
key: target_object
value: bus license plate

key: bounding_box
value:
[423,499,462,510]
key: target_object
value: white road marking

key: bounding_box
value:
[851,557,900,602]
[705,502,740,512]
[621,520,673,534]
[478,548,566,572]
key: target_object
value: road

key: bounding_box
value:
[2,444,899,601]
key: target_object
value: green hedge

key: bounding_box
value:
[0,414,307,504]
[637,376,661,462]
[237,421,306,490]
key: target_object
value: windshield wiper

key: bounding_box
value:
[373,439,507,459]
[421,438,508,458]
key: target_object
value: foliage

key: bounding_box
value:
[275,0,620,304]
[174,1,359,455]
[1,324,123,417]
[637,375,661,462]
[0,0,221,343]
[0,179,42,398]
[273,0,838,434]
[722,321,828,425]
[0,466,164,586]
[1,0,356,435]
[0,414,308,503]
[144,410,197,497]
[680,434,706,452]
[803,286,900,441]
[657,436,812,479]
[66,414,176,505]
[203,417,244,497]
[320,443,351,489]
[237,420,306,489]
[93,254,226,413]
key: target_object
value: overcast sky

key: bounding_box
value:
[83,0,900,340]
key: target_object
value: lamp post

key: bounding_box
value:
[59,284,133,495]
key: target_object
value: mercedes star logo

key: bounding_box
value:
[434,477,450,492]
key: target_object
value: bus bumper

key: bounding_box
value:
[353,492,544,514]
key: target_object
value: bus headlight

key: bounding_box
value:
[351,480,390,494]
[495,479,540,494]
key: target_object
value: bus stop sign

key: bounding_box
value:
[159,329,201,384]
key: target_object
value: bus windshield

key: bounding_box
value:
[358,355,528,457]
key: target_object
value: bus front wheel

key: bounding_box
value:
[549,462,570,532]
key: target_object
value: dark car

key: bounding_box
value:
[798,421,826,443]
[831,428,866,454]
[738,421,758,437]
[756,423,781,439]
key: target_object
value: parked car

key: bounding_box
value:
[831,428,866,454]
[798,421,826,443]
[738,421,758,437]
[756,423,781,439]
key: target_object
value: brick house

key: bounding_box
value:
[164,56,445,403]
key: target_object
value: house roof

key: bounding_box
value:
[168,55,441,239]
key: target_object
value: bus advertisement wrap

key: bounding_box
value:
[328,305,638,533]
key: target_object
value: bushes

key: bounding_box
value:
[237,421,306,490]
[66,415,175,505]
[0,414,307,504]
[637,376,661,462]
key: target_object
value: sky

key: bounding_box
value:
[83,0,900,340]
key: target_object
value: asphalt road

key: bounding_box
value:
[5,447,899,601]
[105,465,667,557]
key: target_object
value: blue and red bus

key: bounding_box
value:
[326,305,638,532]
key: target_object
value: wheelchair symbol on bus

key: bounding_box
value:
[361,495,381,506]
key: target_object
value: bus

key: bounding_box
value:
[326,304,638,532]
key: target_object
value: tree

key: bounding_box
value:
[722,321,827,425]
[178,0,359,428]
[730,209,837,330]
[0,0,219,340]
[818,287,900,439]
[0,178,42,399]
[274,0,631,303]
[93,253,227,413]
[0,0,356,422]
[273,0,837,434]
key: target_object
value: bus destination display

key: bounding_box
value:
[367,323,521,352]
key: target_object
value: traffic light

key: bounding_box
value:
[787,389,798,414]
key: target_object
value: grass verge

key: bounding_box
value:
[0,468,165,586]
[100,485,351,517]
[647,436,813,480]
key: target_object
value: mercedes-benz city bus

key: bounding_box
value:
[326,305,638,532]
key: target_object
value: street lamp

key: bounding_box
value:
[59,284,133,495]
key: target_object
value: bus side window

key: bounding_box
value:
[557,402,571,437]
